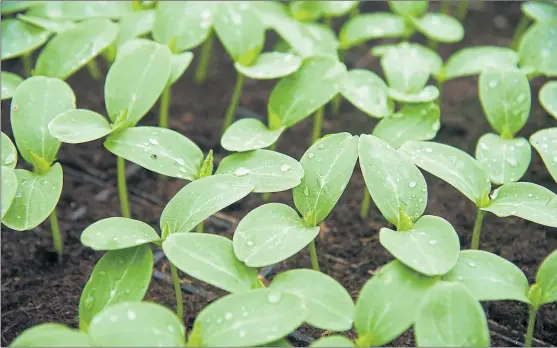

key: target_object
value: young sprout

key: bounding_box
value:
[1,72,23,100]
[530,128,557,183]
[1,18,50,76]
[510,0,557,50]
[339,12,410,50]
[339,69,394,119]
[518,21,557,79]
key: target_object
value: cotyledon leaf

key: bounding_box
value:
[1,71,24,100]
[411,13,464,43]
[48,109,113,144]
[388,0,428,17]
[9,324,91,347]
[340,69,394,118]
[339,13,408,49]
[26,1,132,20]
[81,217,161,251]
[475,134,531,185]
[1,18,50,60]
[522,1,557,22]
[16,14,76,33]
[170,51,194,84]
[518,21,557,77]
[235,52,302,80]
[536,248,557,305]
[530,127,557,183]
[221,118,285,152]
[115,10,155,48]
[442,46,519,80]
[381,43,432,93]
[1,167,18,219]
[1,132,18,169]
[321,1,358,17]
[540,81,557,119]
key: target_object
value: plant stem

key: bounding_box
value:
[49,209,63,258]
[360,189,371,220]
[456,1,469,20]
[222,72,245,135]
[324,16,332,27]
[471,209,486,250]
[117,156,131,218]
[311,106,325,144]
[159,84,171,128]
[439,0,450,15]
[350,4,359,17]
[524,305,538,347]
[196,221,204,233]
[308,239,320,271]
[22,53,32,77]
[510,15,531,50]
[86,59,102,81]
[195,33,213,84]
[170,262,184,321]
[427,38,439,51]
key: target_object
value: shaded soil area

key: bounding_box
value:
[2,2,557,346]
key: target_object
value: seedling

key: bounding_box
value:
[518,21,557,78]
[530,128,557,183]
[539,81,557,120]
[510,0,557,50]
[438,0,471,21]
[1,133,19,219]
[1,18,50,76]
[1,1,45,15]
[1,72,23,100]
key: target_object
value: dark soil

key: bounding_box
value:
[2,2,556,347]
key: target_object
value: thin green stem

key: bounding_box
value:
[332,95,342,114]
[524,305,538,347]
[170,262,184,321]
[349,4,360,18]
[311,106,325,144]
[324,16,332,27]
[22,53,33,77]
[222,72,245,135]
[86,59,102,81]
[436,78,445,106]
[159,84,171,128]
[117,156,131,218]
[360,189,371,220]
[195,33,213,84]
[439,0,451,15]
[510,15,531,50]
[456,1,469,20]
[471,209,486,250]
[196,221,204,233]
[308,239,320,271]
[49,209,63,258]
[427,38,439,51]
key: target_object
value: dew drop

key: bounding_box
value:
[480,142,489,150]
[109,289,116,297]
[280,164,291,173]
[318,143,325,149]
[428,240,438,246]
[303,186,310,196]
[224,312,233,320]
[179,167,186,173]
[268,292,281,304]
[15,192,22,199]
[457,276,464,281]
[239,330,246,337]
[176,158,186,166]
[234,167,251,177]
[408,181,417,188]
[148,138,159,145]
[424,148,432,153]
[489,79,499,88]
[99,271,106,276]
[308,152,315,159]
[528,193,533,198]
[553,156,557,163]
[517,93,526,103]
[468,262,477,268]
[128,311,136,320]
[168,325,175,333]
[247,240,253,246]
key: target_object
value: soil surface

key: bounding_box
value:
[2,2,557,347]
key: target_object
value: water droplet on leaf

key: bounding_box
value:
[408,181,417,188]
[234,167,251,177]
[280,164,291,173]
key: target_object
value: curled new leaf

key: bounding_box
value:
[221,118,284,152]
[81,217,161,251]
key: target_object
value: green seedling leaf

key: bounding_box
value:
[1,167,18,219]
[10,323,91,347]
[49,109,113,144]
[233,203,320,267]
[442,46,519,80]
[399,141,491,205]
[105,39,171,126]
[269,56,346,128]
[442,250,530,303]
[519,21,557,77]
[35,19,117,79]
[540,81,557,119]
[252,1,290,29]
[388,85,440,103]
[1,132,18,169]
[105,127,203,181]
[414,282,490,347]
[194,288,308,347]
[216,150,304,193]
[88,302,185,347]
[1,19,50,60]
[17,14,76,33]
[115,10,155,48]
[479,69,531,137]
[2,163,63,231]
[289,1,325,21]
[530,128,557,182]
[373,102,440,148]
[311,336,354,347]
[412,13,464,43]
[213,2,265,66]
[221,119,285,152]
[322,1,358,17]
[389,0,428,17]
[11,76,75,168]
[475,134,531,185]
[522,1,557,22]
[161,174,254,234]
[340,69,394,118]
[301,22,340,58]
[79,245,153,332]
[483,182,557,227]
[153,2,214,52]
[380,215,460,276]
[270,269,354,331]
[381,43,434,93]
[359,134,427,228]
[1,1,45,15]
[27,1,131,20]
[370,44,397,57]
[163,233,258,293]
[354,260,436,347]
[1,72,23,101]
[170,51,194,84]
[272,18,337,59]
[339,13,408,49]
[81,217,160,251]
[293,133,359,226]
[536,249,557,305]
[235,52,302,80]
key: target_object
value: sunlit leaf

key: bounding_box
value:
[235,52,302,80]
[321,1,358,17]
[1,167,18,219]
[519,21,557,77]
[115,10,155,48]
[1,18,50,60]
[10,324,91,347]
[442,46,519,80]
[388,1,428,17]
[412,13,464,43]
[289,1,325,21]
[530,127,557,182]
[27,1,132,20]
[49,109,113,144]
[221,118,284,152]
[340,69,393,118]
[81,217,161,251]
[540,81,557,119]
[475,134,531,185]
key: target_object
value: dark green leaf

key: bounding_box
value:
[1,19,50,60]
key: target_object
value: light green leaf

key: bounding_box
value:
[359,135,427,228]
[105,39,172,126]
[354,260,436,347]
[104,127,203,181]
[269,56,346,128]
[412,13,464,43]
[289,1,325,21]
[339,13,408,49]
[381,43,433,93]
[233,203,320,267]
[161,174,254,234]
[483,182,557,227]
[388,85,440,103]
[373,102,440,148]
[195,288,308,347]
[88,302,185,347]
[221,118,284,152]
[79,245,153,332]
[479,69,531,137]
[370,43,397,57]
[1,19,50,60]
[299,22,339,58]
[340,69,393,118]
[311,336,354,347]
[442,250,530,303]
[414,282,490,347]
[442,46,519,80]
[216,150,304,193]
[540,81,557,119]
[11,76,75,168]
[1,72,23,101]
[475,134,531,185]
[153,2,214,52]
[17,14,76,33]
[1,132,18,169]
[170,51,194,84]
[2,163,63,231]
[293,133,359,226]
[519,22,557,77]
[1,167,18,219]
[522,1,557,22]
[536,249,557,305]
[252,1,290,29]
[380,215,460,276]
[1,1,45,15]
[272,18,337,59]
[235,52,302,80]
[81,217,161,251]
[399,140,491,205]
[321,1,358,17]
[49,109,113,144]
[115,10,155,48]
[27,1,131,20]
[213,2,265,66]
[10,323,91,347]
[163,233,258,293]
[270,269,354,331]
[388,0,428,17]
[530,127,557,182]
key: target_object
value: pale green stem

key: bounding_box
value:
[510,15,531,50]
[524,305,538,347]
[350,4,359,17]
[22,53,32,77]
[86,59,102,81]
[360,189,371,220]
[222,72,245,135]
[456,1,469,20]
[50,209,63,258]
[170,262,184,321]
[308,239,320,271]
[471,209,486,250]
[195,33,213,84]
[324,16,332,27]
[196,221,204,233]
[117,156,131,218]
[159,84,172,128]
[311,107,325,145]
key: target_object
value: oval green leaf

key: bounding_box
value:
[536,249,557,305]
[442,46,519,80]
[523,1,557,22]
[388,85,440,103]
[170,51,194,84]
[115,10,155,48]
[530,127,557,182]
[221,118,284,152]
[339,13,408,49]
[289,1,325,21]
[81,217,161,251]
[388,0,428,17]
[235,52,302,80]
[17,14,76,33]
[412,13,464,43]
[519,22,557,77]
[1,19,50,60]
[1,132,18,168]
[540,81,557,119]
[381,43,433,93]
[49,109,113,144]
[1,72,23,100]
[311,336,353,347]
[322,1,358,17]
[10,324,91,347]
[340,69,393,118]
[1,167,18,219]
[27,1,131,20]
[475,134,531,185]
